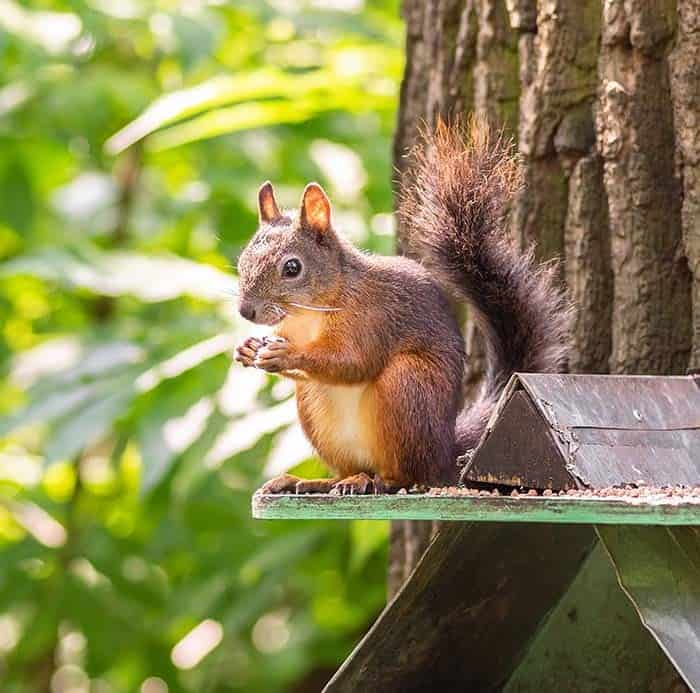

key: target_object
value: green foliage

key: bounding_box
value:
[0,1,402,690]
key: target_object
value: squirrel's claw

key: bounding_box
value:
[235,336,264,367]
[254,338,295,373]
[330,473,375,496]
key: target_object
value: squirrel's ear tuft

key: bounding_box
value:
[300,183,331,237]
[258,181,281,223]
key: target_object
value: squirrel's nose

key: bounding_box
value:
[239,300,257,322]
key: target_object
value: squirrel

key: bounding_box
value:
[235,118,570,495]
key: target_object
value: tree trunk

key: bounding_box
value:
[670,0,700,370]
[389,0,695,597]
[597,0,691,374]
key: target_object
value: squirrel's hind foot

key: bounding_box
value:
[329,473,405,495]
[294,478,339,494]
[259,473,300,494]
[260,473,407,496]
[260,475,340,494]
[330,473,375,495]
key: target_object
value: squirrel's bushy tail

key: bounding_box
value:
[399,117,570,454]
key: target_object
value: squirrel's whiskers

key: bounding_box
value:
[285,301,342,313]
[219,289,339,314]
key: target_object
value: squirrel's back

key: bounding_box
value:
[399,117,570,454]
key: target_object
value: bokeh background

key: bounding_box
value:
[0,1,402,691]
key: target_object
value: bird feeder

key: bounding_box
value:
[253,373,700,691]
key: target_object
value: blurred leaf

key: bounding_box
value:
[1,248,234,302]
[0,380,114,437]
[0,156,34,233]
[151,100,318,151]
[349,520,389,572]
[136,356,228,493]
[46,388,134,462]
[105,70,309,153]
[106,54,400,153]
[0,0,82,54]
[205,398,298,468]
[11,337,144,389]
[51,171,118,224]
[287,456,329,480]
[240,529,323,587]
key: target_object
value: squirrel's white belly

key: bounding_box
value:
[297,382,376,473]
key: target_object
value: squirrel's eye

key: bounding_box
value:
[282,258,302,278]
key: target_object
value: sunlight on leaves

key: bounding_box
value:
[265,423,314,477]
[12,338,144,389]
[150,100,317,151]
[171,619,223,670]
[3,249,235,303]
[136,333,233,391]
[217,363,267,417]
[0,0,82,54]
[310,140,367,202]
[0,447,43,487]
[205,398,297,469]
[105,70,325,154]
[0,0,399,688]
[7,500,67,548]
[51,172,118,223]
[0,81,33,118]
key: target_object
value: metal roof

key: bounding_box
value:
[468,373,700,489]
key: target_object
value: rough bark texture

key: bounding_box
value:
[389,0,695,597]
[670,0,700,369]
[511,0,612,371]
[474,0,519,129]
[564,153,612,373]
[597,0,691,374]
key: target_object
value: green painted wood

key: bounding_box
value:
[324,522,595,692]
[505,543,680,692]
[598,526,700,691]
[252,493,700,526]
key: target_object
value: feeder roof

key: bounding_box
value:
[467,373,700,490]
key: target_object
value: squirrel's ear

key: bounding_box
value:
[258,181,281,223]
[300,183,331,237]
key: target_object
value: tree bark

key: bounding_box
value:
[597,0,692,374]
[510,0,612,371]
[670,0,700,369]
[389,0,695,596]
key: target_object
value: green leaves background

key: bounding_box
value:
[0,1,401,690]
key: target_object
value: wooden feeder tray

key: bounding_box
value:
[253,490,700,525]
[253,373,700,525]
[251,373,700,691]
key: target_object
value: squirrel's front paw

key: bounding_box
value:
[235,336,264,367]
[254,337,297,373]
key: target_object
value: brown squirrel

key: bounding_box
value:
[235,119,569,495]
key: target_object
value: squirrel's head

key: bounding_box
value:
[236,181,344,325]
